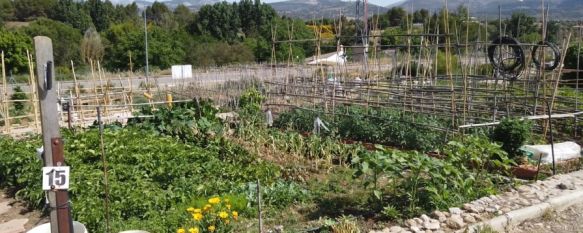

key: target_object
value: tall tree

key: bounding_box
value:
[112,3,140,24]
[146,2,177,28]
[386,7,407,27]
[103,22,185,71]
[53,0,94,32]
[86,0,114,31]
[13,0,56,20]
[0,0,15,24]
[23,18,82,67]
[505,12,537,38]
[193,2,241,41]
[0,28,32,74]
[173,5,194,29]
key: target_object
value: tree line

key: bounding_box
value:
[0,0,572,77]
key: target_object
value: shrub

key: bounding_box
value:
[491,118,532,160]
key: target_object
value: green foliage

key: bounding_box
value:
[52,0,93,32]
[193,2,241,41]
[477,64,493,76]
[352,136,513,217]
[13,0,56,20]
[505,12,538,38]
[0,126,281,232]
[186,41,255,68]
[239,88,265,113]
[103,22,185,71]
[22,18,82,67]
[10,86,27,116]
[85,0,114,32]
[0,28,32,74]
[436,50,460,75]
[274,106,450,152]
[130,100,222,145]
[491,118,532,160]
[0,0,15,23]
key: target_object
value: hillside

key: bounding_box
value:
[270,0,388,19]
[388,0,582,19]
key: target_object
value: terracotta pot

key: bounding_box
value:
[512,165,539,179]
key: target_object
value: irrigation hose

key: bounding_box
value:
[487,36,526,74]
[532,41,561,71]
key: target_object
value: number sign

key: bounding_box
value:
[42,166,70,190]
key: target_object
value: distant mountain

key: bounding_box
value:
[114,0,388,19]
[131,0,221,9]
[387,0,583,20]
[270,0,388,19]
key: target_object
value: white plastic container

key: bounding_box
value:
[27,221,87,233]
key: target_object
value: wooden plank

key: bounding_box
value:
[34,36,72,233]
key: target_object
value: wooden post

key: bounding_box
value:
[27,50,41,134]
[257,179,263,233]
[34,36,73,233]
[71,61,84,127]
[1,51,10,134]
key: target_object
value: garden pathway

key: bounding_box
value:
[510,202,583,233]
[0,191,47,233]
[371,169,583,233]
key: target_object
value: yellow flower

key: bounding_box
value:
[187,207,195,213]
[224,198,230,203]
[193,208,202,213]
[188,228,199,233]
[226,204,231,210]
[177,228,186,233]
[219,211,229,219]
[225,219,230,224]
[192,213,203,221]
[208,197,221,204]
[232,211,238,220]
[208,225,216,232]
[203,204,212,211]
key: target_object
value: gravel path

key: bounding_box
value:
[510,203,583,233]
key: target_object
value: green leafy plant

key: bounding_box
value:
[11,86,28,116]
[491,118,532,160]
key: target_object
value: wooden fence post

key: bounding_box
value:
[34,36,73,233]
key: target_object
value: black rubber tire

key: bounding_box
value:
[532,41,561,71]
[488,36,525,73]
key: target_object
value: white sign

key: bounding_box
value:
[42,166,70,191]
[171,65,193,79]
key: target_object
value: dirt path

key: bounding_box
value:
[510,203,583,233]
[0,191,48,233]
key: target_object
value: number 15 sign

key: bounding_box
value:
[42,166,70,190]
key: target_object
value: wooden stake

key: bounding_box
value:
[34,36,73,233]
[1,51,10,134]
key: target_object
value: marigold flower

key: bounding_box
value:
[219,211,229,219]
[188,228,199,233]
[192,213,203,221]
[208,197,221,204]
[208,225,216,232]
[226,204,231,210]
[203,204,212,211]
[187,207,195,213]
[193,208,202,213]
[177,228,185,233]
[232,211,238,220]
